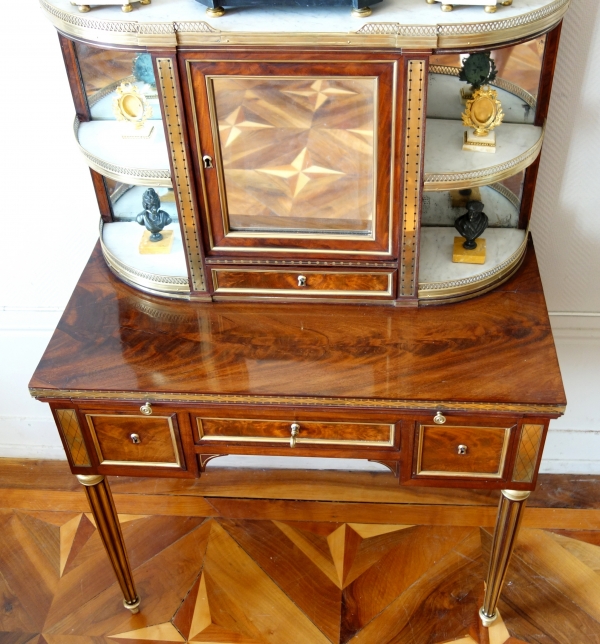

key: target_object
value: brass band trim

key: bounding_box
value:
[86,413,183,468]
[156,58,207,292]
[41,0,569,50]
[30,388,566,415]
[77,474,105,486]
[502,489,531,501]
[424,126,545,191]
[100,220,191,296]
[418,229,528,299]
[416,424,512,479]
[429,66,537,111]
[74,117,172,187]
[198,418,395,447]
[399,59,426,298]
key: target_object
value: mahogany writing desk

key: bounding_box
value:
[30,240,565,628]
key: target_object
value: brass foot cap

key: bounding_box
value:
[122,3,133,11]
[441,4,453,11]
[425,0,437,4]
[501,0,513,4]
[206,6,225,16]
[140,0,151,4]
[77,4,91,11]
[351,6,372,17]
[124,597,141,614]
[484,5,498,12]
[479,607,497,627]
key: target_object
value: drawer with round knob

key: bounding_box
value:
[415,418,514,479]
[85,406,184,468]
[210,268,395,298]
[196,417,395,448]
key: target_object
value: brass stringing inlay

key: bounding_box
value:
[30,388,566,415]
[56,409,91,467]
[399,59,425,298]
[156,58,205,292]
[512,423,544,482]
[208,76,377,240]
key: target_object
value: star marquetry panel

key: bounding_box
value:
[212,77,376,234]
[1,510,598,643]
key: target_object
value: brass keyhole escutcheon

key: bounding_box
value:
[433,411,446,424]
[290,423,300,448]
[457,444,468,455]
[202,155,213,169]
[131,433,141,444]
[297,275,307,287]
[140,402,152,415]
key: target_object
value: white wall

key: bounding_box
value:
[0,1,599,471]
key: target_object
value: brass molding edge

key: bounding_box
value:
[424,125,545,191]
[156,58,206,292]
[429,66,537,110]
[74,117,172,188]
[418,229,528,299]
[29,388,566,415]
[502,489,531,501]
[100,221,191,296]
[77,474,105,486]
[41,0,569,50]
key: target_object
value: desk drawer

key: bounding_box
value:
[416,423,511,479]
[211,268,395,298]
[86,413,183,468]
[197,417,395,447]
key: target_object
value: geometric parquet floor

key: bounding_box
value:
[2,510,600,643]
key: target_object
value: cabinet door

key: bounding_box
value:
[184,53,402,259]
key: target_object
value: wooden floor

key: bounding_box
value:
[1,461,600,644]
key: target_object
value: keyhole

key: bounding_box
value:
[203,155,213,169]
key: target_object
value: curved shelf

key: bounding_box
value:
[75,118,172,187]
[424,119,544,191]
[418,227,528,302]
[427,68,536,125]
[100,220,190,298]
[41,0,569,50]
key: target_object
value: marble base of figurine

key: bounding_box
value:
[139,229,174,254]
[450,187,481,209]
[453,237,486,264]
[463,130,496,153]
[121,123,155,140]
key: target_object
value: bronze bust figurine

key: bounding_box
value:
[136,188,172,242]
[455,200,488,250]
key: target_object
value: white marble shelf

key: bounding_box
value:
[422,184,519,228]
[427,72,535,125]
[76,119,172,187]
[41,0,569,49]
[102,220,188,277]
[418,226,526,289]
[424,119,543,190]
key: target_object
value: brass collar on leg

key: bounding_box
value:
[76,473,105,486]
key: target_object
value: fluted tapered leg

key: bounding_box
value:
[480,489,530,627]
[77,474,141,613]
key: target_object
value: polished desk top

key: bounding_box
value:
[30,242,565,414]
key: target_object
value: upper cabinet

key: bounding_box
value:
[45,0,569,304]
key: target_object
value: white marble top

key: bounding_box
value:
[424,119,542,177]
[77,120,170,172]
[43,0,567,39]
[419,226,526,284]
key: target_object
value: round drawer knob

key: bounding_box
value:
[298,275,307,287]
[140,402,153,415]
[131,433,141,444]
[433,411,446,424]
[290,423,300,448]
[457,444,468,455]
